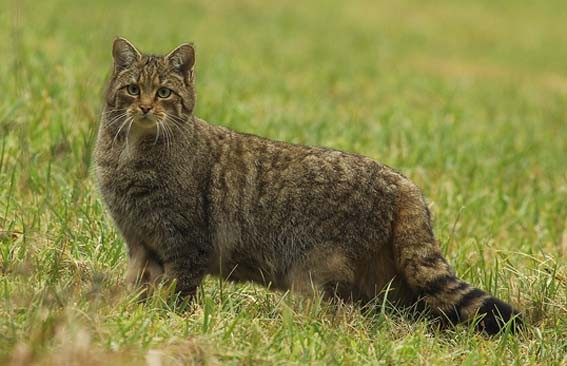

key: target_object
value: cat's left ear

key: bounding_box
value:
[166,43,196,82]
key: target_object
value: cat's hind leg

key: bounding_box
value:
[285,247,361,302]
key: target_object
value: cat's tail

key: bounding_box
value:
[391,179,522,335]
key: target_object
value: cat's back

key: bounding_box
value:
[202,118,401,205]
[202,118,402,241]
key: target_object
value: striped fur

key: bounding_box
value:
[95,38,522,335]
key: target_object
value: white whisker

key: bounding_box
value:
[160,119,171,151]
[105,112,130,127]
[154,121,161,145]
[125,117,134,146]
[113,117,131,145]
[166,115,189,137]
[164,120,175,151]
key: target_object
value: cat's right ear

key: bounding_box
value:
[112,37,141,71]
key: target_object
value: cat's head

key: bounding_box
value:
[104,37,196,134]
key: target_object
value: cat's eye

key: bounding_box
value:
[127,84,140,96]
[157,87,172,98]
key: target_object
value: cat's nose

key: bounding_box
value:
[140,105,153,114]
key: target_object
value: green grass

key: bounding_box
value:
[1,0,566,364]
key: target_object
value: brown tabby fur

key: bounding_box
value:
[95,38,521,335]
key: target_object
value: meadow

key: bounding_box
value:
[0,0,566,364]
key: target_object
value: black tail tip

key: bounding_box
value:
[476,297,523,335]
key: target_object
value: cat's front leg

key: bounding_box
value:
[125,241,164,288]
[161,235,212,298]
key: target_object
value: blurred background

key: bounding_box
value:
[3,1,566,160]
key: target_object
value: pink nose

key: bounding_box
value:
[140,105,152,114]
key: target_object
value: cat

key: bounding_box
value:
[95,37,521,335]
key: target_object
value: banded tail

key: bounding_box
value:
[392,180,522,335]
[411,262,521,334]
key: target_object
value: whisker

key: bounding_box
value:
[113,117,131,145]
[125,117,134,146]
[105,113,128,122]
[168,115,191,127]
[102,108,127,118]
[154,121,161,145]
[164,120,175,151]
[163,112,184,123]
[160,119,171,151]
[104,109,129,120]
[165,113,190,134]
[167,116,189,137]
[105,112,130,127]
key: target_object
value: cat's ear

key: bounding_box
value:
[166,43,195,81]
[112,37,141,71]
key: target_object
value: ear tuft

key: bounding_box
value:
[112,37,141,70]
[166,43,196,80]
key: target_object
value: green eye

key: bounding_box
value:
[157,87,172,98]
[127,84,140,96]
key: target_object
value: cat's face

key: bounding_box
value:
[104,38,196,136]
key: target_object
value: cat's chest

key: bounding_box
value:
[99,155,168,211]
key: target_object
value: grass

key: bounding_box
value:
[1,0,566,364]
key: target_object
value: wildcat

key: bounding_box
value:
[95,37,521,335]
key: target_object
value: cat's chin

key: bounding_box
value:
[127,118,159,142]
[134,117,157,129]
